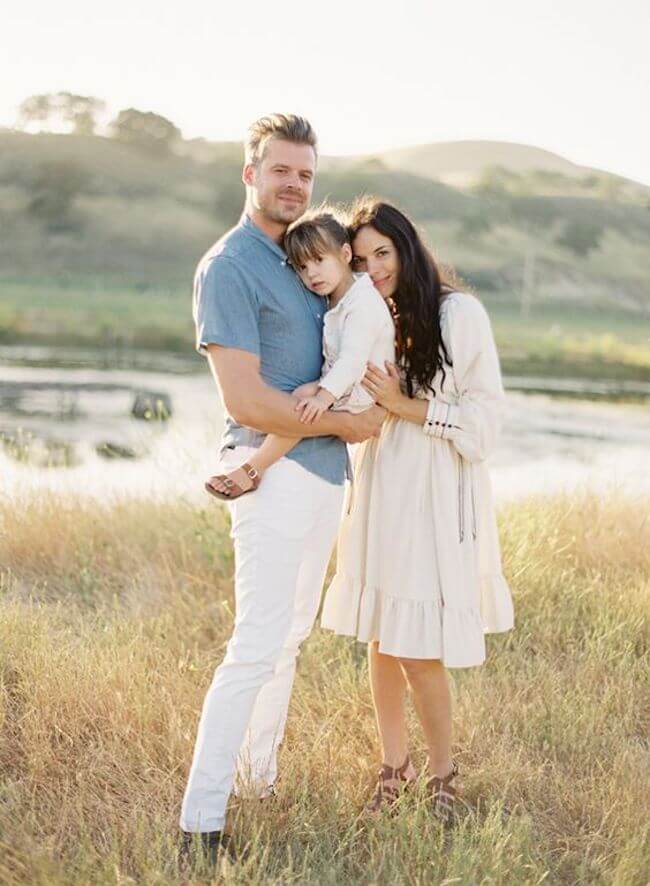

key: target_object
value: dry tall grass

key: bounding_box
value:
[0,492,648,884]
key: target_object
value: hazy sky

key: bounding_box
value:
[3,0,649,183]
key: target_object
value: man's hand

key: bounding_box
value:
[339,405,387,443]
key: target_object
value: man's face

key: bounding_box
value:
[244,138,316,225]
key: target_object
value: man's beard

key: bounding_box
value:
[259,191,306,224]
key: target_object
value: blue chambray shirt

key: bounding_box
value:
[193,214,347,486]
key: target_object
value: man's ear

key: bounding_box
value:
[242,163,256,187]
[341,242,353,265]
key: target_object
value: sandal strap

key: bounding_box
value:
[208,474,239,497]
[240,463,261,489]
[207,464,259,499]
[427,760,459,822]
[428,760,458,788]
[366,755,412,812]
[377,754,411,783]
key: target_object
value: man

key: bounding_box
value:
[180,113,385,861]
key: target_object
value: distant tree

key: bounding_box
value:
[17,92,105,135]
[17,94,52,129]
[27,160,89,231]
[66,95,106,135]
[556,220,603,257]
[109,109,181,153]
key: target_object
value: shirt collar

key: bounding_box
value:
[326,273,365,315]
[240,213,287,261]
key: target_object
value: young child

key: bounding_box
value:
[205,209,396,500]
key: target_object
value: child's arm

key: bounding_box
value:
[318,292,392,405]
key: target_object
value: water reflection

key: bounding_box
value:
[1,363,648,503]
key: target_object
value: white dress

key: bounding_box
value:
[320,291,514,668]
[319,273,396,413]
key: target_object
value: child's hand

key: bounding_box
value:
[292,381,320,400]
[296,389,336,423]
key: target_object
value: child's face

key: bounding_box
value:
[296,248,350,297]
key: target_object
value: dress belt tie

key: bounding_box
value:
[457,455,478,544]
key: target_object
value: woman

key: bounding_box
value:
[320,198,514,823]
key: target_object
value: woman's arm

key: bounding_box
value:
[363,295,505,463]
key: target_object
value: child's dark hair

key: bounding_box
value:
[284,206,350,268]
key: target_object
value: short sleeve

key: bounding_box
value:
[193,256,260,357]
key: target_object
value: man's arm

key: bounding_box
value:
[207,345,385,443]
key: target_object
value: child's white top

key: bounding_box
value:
[319,273,396,413]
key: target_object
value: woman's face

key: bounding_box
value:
[351,225,401,299]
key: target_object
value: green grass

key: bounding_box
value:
[489,302,650,381]
[0,275,193,351]
[3,275,649,382]
[0,492,649,884]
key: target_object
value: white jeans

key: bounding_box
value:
[180,447,344,832]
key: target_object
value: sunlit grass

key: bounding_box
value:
[1,492,649,884]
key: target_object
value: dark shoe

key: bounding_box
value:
[427,760,460,827]
[179,830,235,868]
[365,755,415,815]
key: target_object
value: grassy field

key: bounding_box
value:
[0,276,192,352]
[2,274,649,382]
[0,492,648,884]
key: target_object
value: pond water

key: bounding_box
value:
[1,361,648,504]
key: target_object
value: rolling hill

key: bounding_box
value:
[1,130,649,315]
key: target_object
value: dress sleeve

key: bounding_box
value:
[319,291,392,400]
[426,294,505,463]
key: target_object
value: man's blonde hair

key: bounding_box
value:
[245,114,317,166]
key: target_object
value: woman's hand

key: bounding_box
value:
[362,362,405,414]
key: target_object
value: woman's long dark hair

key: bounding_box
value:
[347,197,457,397]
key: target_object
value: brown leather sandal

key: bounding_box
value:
[205,463,261,501]
[427,760,459,826]
[365,755,414,815]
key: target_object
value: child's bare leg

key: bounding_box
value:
[247,434,299,473]
[206,434,300,496]
[206,383,318,497]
